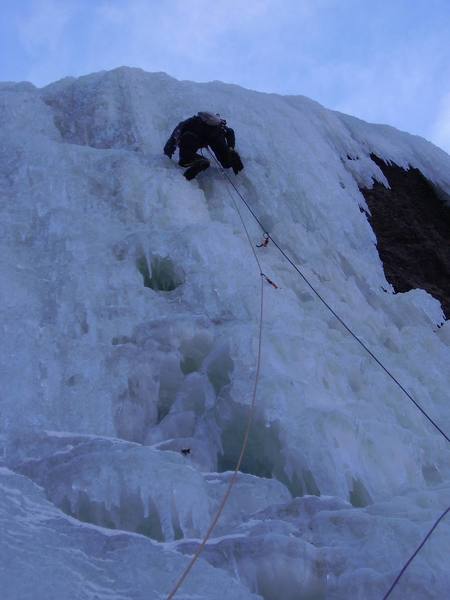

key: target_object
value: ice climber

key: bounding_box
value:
[163,111,244,180]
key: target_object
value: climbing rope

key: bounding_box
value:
[209,153,450,445]
[165,160,268,600]
[382,505,450,599]
[208,152,450,599]
[167,150,450,599]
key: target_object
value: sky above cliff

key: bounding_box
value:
[2,0,450,153]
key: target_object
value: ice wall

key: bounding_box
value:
[1,67,450,599]
[0,465,260,600]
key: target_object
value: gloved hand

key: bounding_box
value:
[163,139,176,158]
[230,150,244,175]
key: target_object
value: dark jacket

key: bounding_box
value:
[164,116,235,156]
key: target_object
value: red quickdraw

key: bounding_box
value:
[261,273,279,289]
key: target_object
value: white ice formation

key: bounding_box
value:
[1,67,450,599]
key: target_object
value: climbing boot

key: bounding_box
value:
[183,158,210,180]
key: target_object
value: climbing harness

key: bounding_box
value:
[165,156,267,600]
[382,505,450,599]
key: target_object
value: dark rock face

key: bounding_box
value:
[360,155,450,319]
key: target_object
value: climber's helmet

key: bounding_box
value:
[198,111,224,127]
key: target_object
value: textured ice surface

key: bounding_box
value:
[1,67,450,598]
[5,430,290,543]
[7,432,211,542]
[0,467,260,600]
[176,490,450,599]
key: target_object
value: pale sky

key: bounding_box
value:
[2,0,450,153]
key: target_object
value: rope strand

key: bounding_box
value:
[167,151,450,600]
[209,156,450,600]
[209,154,450,445]
[165,160,267,600]
[382,506,450,599]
